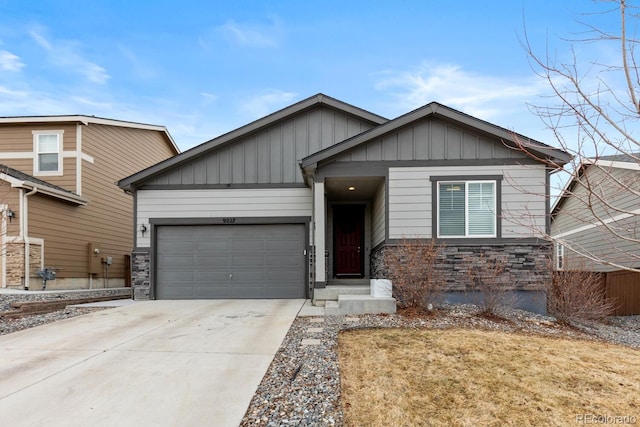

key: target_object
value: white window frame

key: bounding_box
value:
[556,242,565,270]
[437,180,497,238]
[33,130,64,176]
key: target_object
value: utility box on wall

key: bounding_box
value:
[88,242,103,274]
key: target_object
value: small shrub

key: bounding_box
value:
[381,238,445,311]
[464,253,518,316]
[549,270,618,323]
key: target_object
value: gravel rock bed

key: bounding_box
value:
[0,289,130,336]
[0,307,106,336]
[240,306,640,426]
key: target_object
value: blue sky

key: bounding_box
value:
[0,0,624,152]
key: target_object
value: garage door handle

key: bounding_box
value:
[229,274,233,280]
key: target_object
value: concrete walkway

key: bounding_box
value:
[0,299,305,427]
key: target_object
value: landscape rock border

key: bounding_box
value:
[240,306,640,426]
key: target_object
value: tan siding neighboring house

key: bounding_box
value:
[0,116,178,290]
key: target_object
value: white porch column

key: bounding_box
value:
[313,181,326,284]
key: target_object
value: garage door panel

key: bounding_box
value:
[196,284,231,298]
[164,241,195,252]
[267,269,304,280]
[196,255,229,267]
[159,255,194,267]
[232,240,266,252]
[161,271,195,282]
[232,255,265,267]
[266,255,300,266]
[266,239,303,251]
[197,241,230,251]
[156,224,305,299]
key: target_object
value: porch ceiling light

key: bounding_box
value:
[348,186,356,191]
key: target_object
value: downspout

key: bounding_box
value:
[20,187,38,289]
[1,204,7,288]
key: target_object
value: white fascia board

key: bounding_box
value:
[0,173,88,205]
[591,159,640,171]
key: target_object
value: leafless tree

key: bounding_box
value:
[381,238,445,311]
[514,0,640,272]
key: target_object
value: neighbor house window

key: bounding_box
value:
[556,242,565,270]
[437,181,496,237]
[33,131,63,175]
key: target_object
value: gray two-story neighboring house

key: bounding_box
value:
[552,154,640,272]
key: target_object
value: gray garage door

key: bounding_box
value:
[156,224,306,299]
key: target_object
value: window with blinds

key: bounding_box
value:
[437,181,496,237]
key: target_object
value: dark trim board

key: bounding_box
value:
[430,175,503,239]
[383,237,549,246]
[314,159,541,181]
[138,183,308,190]
[150,216,311,226]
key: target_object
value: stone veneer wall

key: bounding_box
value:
[5,241,43,289]
[371,241,551,292]
[131,251,151,300]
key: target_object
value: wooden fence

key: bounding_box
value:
[603,270,640,316]
[552,269,640,316]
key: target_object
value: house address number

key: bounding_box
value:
[222,217,236,224]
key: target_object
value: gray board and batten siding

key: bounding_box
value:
[332,117,529,164]
[140,106,381,187]
[144,112,541,190]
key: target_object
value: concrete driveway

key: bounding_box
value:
[0,299,305,427]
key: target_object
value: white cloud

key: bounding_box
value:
[0,50,25,71]
[0,85,28,98]
[200,92,218,105]
[375,62,547,122]
[217,16,282,48]
[28,28,110,84]
[239,89,297,118]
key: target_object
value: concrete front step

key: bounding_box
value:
[324,295,397,316]
[313,285,370,303]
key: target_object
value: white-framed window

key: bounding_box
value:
[556,242,565,270]
[437,180,496,238]
[33,130,63,176]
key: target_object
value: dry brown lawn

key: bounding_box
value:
[338,328,640,426]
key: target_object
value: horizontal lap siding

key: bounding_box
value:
[561,216,640,271]
[137,188,313,247]
[0,124,77,192]
[388,169,430,237]
[372,183,385,246]
[388,165,547,239]
[553,167,640,234]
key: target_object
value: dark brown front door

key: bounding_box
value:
[333,205,364,277]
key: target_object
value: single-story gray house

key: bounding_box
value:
[118,94,570,314]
